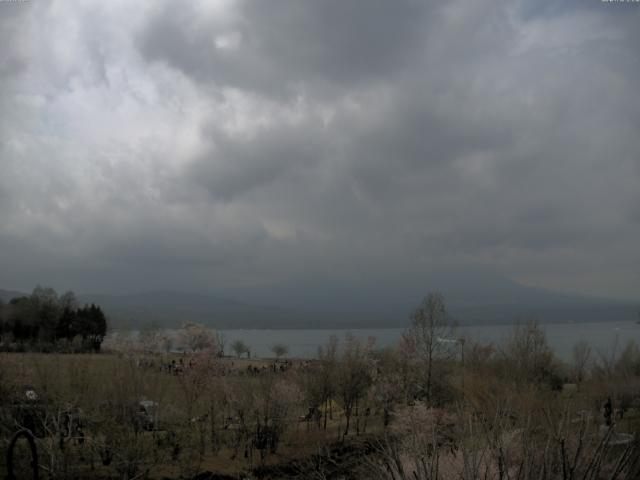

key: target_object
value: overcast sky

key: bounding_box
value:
[0,0,639,302]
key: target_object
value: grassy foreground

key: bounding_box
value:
[0,351,385,479]
[2,323,640,479]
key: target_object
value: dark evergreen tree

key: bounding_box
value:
[8,296,38,341]
[1,288,108,352]
[56,307,77,340]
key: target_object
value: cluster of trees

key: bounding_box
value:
[105,321,225,355]
[231,339,250,358]
[0,286,107,352]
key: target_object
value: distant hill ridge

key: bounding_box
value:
[0,289,26,303]
[2,283,638,329]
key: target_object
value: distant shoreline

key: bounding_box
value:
[105,320,640,361]
[111,318,640,332]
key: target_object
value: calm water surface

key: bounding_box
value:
[220,321,640,360]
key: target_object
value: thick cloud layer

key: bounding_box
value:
[0,0,638,302]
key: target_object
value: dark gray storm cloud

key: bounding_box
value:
[0,0,639,302]
[138,0,431,95]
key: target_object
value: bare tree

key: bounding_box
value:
[571,340,592,383]
[317,336,338,430]
[216,331,226,357]
[502,320,558,387]
[404,292,454,403]
[373,347,406,427]
[337,335,374,436]
[179,322,219,354]
[252,376,303,458]
[271,343,289,359]
[59,290,79,311]
[231,339,249,358]
[157,331,174,353]
[139,320,162,353]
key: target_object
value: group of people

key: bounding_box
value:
[241,361,290,376]
[160,357,191,375]
[129,352,317,378]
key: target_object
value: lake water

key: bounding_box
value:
[219,321,640,361]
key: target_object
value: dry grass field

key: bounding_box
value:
[3,321,640,479]
[0,351,385,479]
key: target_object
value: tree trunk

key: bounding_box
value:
[344,405,351,436]
[323,398,328,431]
[210,405,217,453]
[426,349,433,403]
